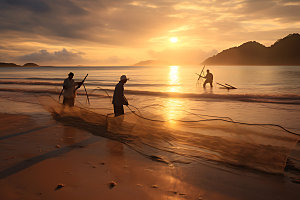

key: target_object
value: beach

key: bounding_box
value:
[0,90,300,200]
[1,0,300,198]
[1,65,300,199]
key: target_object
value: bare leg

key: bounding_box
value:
[203,80,208,88]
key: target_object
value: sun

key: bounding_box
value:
[169,37,178,43]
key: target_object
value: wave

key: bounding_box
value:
[0,77,65,81]
[0,77,106,82]
[0,80,62,86]
[96,88,300,105]
[1,87,300,105]
[0,80,179,87]
[38,65,141,69]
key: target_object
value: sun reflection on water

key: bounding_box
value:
[165,66,183,126]
[168,65,181,93]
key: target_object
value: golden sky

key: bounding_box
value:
[0,0,299,65]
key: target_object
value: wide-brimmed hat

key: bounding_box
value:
[68,72,74,76]
[120,75,129,81]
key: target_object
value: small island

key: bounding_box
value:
[133,60,170,66]
[0,62,21,67]
[23,63,39,67]
[0,62,39,67]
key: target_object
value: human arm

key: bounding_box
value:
[121,85,128,105]
[63,79,68,89]
[75,81,83,89]
[123,96,128,105]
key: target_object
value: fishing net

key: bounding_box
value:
[39,92,299,174]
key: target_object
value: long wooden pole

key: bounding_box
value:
[82,83,90,105]
[59,89,63,101]
[76,74,88,90]
[198,65,205,80]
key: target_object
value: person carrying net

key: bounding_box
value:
[112,75,129,116]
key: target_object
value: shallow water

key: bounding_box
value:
[1,65,300,129]
[1,65,300,128]
[33,95,298,174]
[0,65,300,174]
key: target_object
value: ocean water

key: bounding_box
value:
[1,65,300,173]
[0,65,299,129]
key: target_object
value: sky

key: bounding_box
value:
[0,0,299,66]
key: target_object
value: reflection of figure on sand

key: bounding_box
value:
[63,126,76,145]
[112,75,129,117]
[62,72,82,107]
[107,139,124,157]
[203,69,213,88]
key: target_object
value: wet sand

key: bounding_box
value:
[0,92,300,200]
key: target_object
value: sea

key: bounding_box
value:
[0,65,300,174]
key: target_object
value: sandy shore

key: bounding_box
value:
[0,91,300,200]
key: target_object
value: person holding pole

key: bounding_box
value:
[62,72,83,107]
[203,69,214,88]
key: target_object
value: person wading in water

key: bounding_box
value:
[112,75,129,116]
[203,69,214,88]
[62,72,82,107]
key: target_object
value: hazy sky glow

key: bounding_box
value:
[0,0,299,65]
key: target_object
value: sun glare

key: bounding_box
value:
[168,66,180,92]
[166,66,183,124]
[169,37,178,43]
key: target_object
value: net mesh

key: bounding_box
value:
[39,95,299,174]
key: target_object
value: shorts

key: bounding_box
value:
[113,105,124,117]
[63,97,75,107]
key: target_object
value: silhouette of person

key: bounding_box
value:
[62,72,82,107]
[203,69,213,88]
[112,75,129,117]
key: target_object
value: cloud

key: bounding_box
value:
[235,0,300,22]
[0,0,299,45]
[94,56,124,65]
[148,47,218,65]
[0,0,299,65]
[17,48,84,65]
[0,0,89,41]
[0,0,177,45]
[3,0,51,13]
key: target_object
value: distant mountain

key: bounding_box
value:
[203,33,300,65]
[133,60,170,66]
